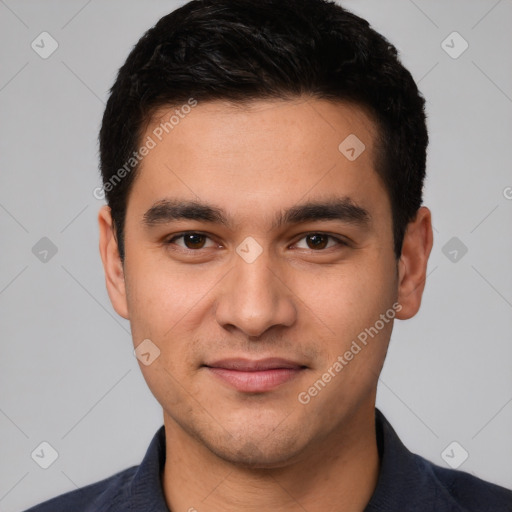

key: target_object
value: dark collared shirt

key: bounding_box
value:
[24,409,512,511]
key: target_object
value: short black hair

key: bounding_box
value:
[99,0,428,261]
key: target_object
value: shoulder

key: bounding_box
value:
[419,454,512,512]
[368,409,512,512]
[22,465,138,512]
[23,425,168,512]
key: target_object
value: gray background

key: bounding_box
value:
[1,0,511,510]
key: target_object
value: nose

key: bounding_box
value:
[214,246,297,338]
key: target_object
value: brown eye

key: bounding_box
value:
[305,234,329,250]
[183,233,207,249]
[293,233,346,251]
[167,232,215,250]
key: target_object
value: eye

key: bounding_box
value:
[293,233,346,250]
[166,232,217,250]
[165,232,346,252]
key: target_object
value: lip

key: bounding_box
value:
[204,357,306,393]
[205,357,305,371]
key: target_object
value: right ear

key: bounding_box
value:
[98,205,129,319]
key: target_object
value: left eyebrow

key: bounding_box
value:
[272,198,371,230]
[142,197,371,230]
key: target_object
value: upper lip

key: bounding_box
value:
[204,357,306,371]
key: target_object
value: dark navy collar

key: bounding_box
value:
[123,409,511,512]
[365,409,455,511]
[128,423,170,511]
[126,408,446,511]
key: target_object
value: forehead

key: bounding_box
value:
[148,97,379,163]
[127,97,390,229]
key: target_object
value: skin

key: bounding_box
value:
[98,97,433,511]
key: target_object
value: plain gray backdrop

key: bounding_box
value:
[1,1,511,510]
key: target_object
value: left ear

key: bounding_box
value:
[396,206,433,320]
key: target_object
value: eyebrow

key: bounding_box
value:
[142,197,371,230]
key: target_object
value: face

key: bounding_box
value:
[99,97,431,467]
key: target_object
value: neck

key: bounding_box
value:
[162,404,380,512]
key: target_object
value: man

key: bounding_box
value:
[25,0,512,510]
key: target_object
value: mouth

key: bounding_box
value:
[203,357,307,393]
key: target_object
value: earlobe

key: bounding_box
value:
[98,206,130,319]
[395,206,433,320]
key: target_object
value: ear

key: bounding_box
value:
[396,206,433,320]
[98,205,129,319]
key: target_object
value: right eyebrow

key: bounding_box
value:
[142,199,230,228]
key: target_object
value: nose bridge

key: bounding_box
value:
[215,245,296,337]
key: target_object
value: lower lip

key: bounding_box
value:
[206,367,304,392]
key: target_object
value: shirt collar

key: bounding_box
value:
[127,409,462,512]
[129,424,169,511]
[365,409,466,512]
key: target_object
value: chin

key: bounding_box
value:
[203,427,306,469]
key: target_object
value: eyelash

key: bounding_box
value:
[165,232,348,252]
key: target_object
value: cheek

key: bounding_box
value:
[302,256,395,322]
[125,259,198,336]
[296,253,397,364]
[124,262,215,373]
[125,265,206,408]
